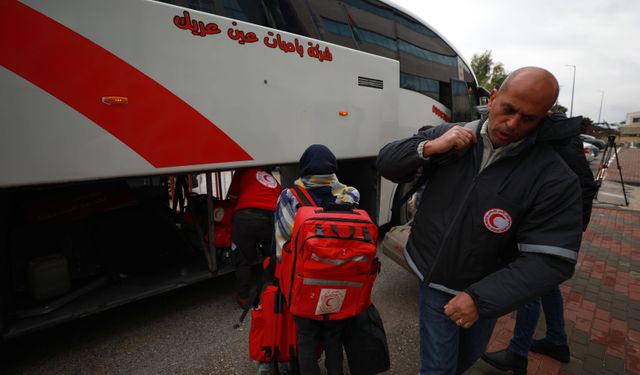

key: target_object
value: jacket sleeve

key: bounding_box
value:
[466,252,574,317]
[466,166,582,318]
[273,189,297,260]
[376,124,451,183]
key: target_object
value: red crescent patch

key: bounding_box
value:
[483,208,512,233]
[256,171,278,188]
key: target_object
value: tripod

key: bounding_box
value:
[595,135,628,206]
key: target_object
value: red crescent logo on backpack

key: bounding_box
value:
[315,289,346,315]
[483,208,512,233]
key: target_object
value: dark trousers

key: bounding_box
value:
[509,286,568,357]
[293,316,346,375]
[231,208,273,299]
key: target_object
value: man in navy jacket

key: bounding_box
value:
[377,67,583,374]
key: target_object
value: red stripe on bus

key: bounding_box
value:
[0,0,252,168]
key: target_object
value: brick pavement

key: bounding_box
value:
[469,208,640,375]
[467,147,640,374]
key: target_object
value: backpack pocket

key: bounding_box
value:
[301,236,375,277]
[289,273,365,319]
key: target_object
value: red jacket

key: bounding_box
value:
[227,168,281,212]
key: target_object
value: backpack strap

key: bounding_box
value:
[290,185,317,207]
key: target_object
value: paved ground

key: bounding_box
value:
[468,146,640,375]
[2,148,638,375]
[604,148,640,186]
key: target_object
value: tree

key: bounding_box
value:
[470,50,508,90]
[488,62,507,90]
[551,104,568,114]
[470,50,492,87]
[581,116,594,134]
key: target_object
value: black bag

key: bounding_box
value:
[343,304,390,375]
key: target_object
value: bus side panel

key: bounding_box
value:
[377,88,452,225]
[1,0,400,188]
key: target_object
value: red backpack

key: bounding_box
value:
[279,185,380,320]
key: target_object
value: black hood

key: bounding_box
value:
[536,113,582,143]
[299,144,337,176]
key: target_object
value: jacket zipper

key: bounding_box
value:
[423,129,533,284]
[425,175,479,284]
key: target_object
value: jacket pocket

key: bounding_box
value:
[468,185,525,268]
[431,186,526,288]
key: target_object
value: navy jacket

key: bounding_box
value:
[377,117,583,318]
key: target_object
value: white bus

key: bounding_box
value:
[0,0,483,339]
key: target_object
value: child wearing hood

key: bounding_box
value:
[271,144,359,375]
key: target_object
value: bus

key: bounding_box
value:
[0,0,483,339]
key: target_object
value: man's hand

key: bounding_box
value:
[444,292,479,329]
[422,126,477,158]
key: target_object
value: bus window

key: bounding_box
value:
[462,62,476,85]
[310,0,467,100]
[155,0,218,18]
[477,86,491,106]
[222,0,270,25]
[439,81,452,112]
[157,0,269,27]
[262,0,308,36]
[450,79,477,122]
[319,17,360,50]
[393,11,461,94]
[400,72,439,101]
[159,0,217,13]
[307,0,398,59]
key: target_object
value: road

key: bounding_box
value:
[3,159,631,375]
[591,150,637,209]
[0,250,422,375]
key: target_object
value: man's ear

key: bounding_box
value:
[487,89,498,110]
[489,88,498,100]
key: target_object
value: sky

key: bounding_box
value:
[392,0,640,124]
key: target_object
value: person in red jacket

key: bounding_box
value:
[227,168,282,309]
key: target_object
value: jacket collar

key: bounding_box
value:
[475,113,581,158]
[536,115,582,143]
[474,117,538,160]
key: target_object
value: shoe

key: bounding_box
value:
[277,361,293,375]
[257,362,275,375]
[481,349,527,374]
[237,296,251,310]
[530,338,570,363]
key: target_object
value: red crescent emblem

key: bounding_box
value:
[256,171,277,188]
[483,208,512,233]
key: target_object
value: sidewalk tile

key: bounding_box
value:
[470,207,640,375]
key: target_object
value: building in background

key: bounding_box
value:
[620,111,640,145]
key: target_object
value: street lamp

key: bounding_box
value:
[597,90,605,124]
[566,65,576,117]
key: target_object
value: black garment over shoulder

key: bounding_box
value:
[537,114,597,230]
